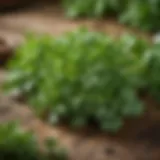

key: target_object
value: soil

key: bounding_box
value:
[0,2,160,160]
[0,38,13,66]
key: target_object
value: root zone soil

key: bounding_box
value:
[0,31,160,160]
[0,38,13,67]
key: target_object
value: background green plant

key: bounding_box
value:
[144,42,160,102]
[0,122,67,160]
[62,0,160,31]
[120,0,160,31]
[4,28,151,132]
[63,0,125,18]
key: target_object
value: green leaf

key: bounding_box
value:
[0,122,68,160]
[4,29,150,132]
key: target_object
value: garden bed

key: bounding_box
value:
[0,88,160,160]
[0,2,160,160]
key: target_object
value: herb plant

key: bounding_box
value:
[63,0,125,18]
[0,122,67,160]
[120,0,160,31]
[5,28,150,132]
[144,42,160,102]
[62,0,160,31]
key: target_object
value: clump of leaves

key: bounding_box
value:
[62,0,160,31]
[4,28,150,132]
[0,122,67,160]
[120,0,160,32]
[144,42,160,102]
[63,0,125,18]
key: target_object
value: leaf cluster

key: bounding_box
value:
[0,122,67,160]
[62,0,160,31]
[63,0,125,18]
[4,28,156,132]
[144,42,160,102]
[120,0,160,31]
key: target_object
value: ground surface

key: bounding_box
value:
[0,2,160,160]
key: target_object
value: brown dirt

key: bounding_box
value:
[0,2,151,42]
[0,38,13,66]
[0,2,159,160]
